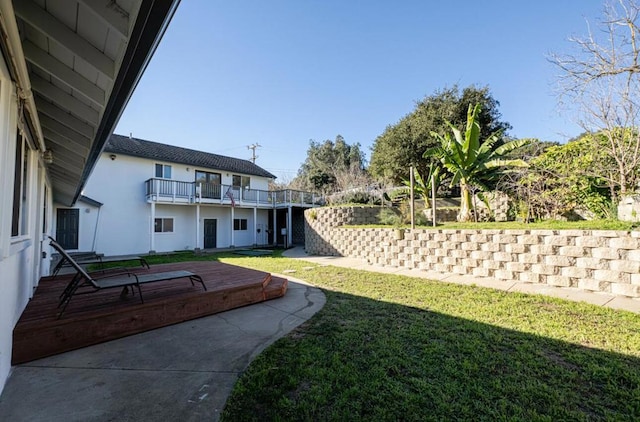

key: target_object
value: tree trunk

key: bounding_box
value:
[458,181,473,222]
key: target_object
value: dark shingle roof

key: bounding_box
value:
[104,134,276,179]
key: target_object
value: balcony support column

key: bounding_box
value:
[253,207,257,246]
[230,206,235,248]
[195,204,200,250]
[149,202,156,253]
[272,207,277,246]
[287,206,292,247]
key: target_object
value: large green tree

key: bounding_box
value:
[369,85,511,183]
[294,135,366,192]
[427,104,528,222]
[515,134,615,220]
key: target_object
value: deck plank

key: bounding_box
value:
[12,261,287,364]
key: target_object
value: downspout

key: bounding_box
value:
[91,206,101,252]
[0,0,45,151]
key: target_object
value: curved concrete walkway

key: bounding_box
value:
[282,247,640,314]
[0,279,325,421]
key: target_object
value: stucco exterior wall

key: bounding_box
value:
[80,153,273,255]
[305,207,640,298]
[0,54,52,394]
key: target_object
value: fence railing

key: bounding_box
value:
[144,179,323,207]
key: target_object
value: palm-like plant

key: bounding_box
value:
[400,162,442,209]
[426,104,529,222]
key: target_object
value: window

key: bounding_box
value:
[154,218,174,233]
[155,163,172,179]
[42,186,48,233]
[233,218,247,231]
[12,130,28,236]
[195,170,221,199]
[232,175,250,189]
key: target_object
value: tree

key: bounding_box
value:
[426,104,529,222]
[294,135,367,193]
[516,135,614,220]
[496,139,560,220]
[550,0,640,200]
[369,85,511,184]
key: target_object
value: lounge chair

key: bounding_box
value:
[49,236,150,277]
[49,239,206,318]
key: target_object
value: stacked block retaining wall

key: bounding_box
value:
[305,206,640,297]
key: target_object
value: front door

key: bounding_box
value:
[56,208,79,249]
[204,219,217,249]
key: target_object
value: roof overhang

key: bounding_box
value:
[1,0,180,206]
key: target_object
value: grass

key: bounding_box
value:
[133,251,639,421]
[350,219,638,231]
[93,250,640,419]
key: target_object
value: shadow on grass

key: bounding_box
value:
[222,290,639,421]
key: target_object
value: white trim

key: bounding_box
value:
[9,236,31,255]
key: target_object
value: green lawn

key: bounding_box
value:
[147,251,640,420]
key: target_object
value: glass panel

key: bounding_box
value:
[164,218,173,232]
[164,165,171,179]
[232,175,250,188]
[155,164,163,178]
[195,171,207,184]
[11,131,23,236]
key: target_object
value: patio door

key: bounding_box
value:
[195,171,221,199]
[56,208,79,250]
[204,219,217,249]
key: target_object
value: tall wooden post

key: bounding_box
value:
[431,173,436,227]
[410,166,415,229]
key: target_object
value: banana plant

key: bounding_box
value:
[400,163,441,209]
[425,103,529,222]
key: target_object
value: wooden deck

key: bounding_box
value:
[12,261,288,364]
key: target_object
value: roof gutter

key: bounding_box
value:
[0,0,45,151]
[72,0,181,204]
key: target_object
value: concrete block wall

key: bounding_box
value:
[305,207,640,298]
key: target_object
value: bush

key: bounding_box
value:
[378,207,402,226]
[327,190,380,205]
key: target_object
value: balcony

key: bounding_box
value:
[144,178,323,208]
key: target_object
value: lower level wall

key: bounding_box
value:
[305,208,640,298]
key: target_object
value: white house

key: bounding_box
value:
[0,0,180,395]
[52,134,320,255]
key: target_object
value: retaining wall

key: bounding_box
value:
[305,206,640,298]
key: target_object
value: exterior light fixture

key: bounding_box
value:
[43,149,53,164]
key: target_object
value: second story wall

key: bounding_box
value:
[83,153,154,255]
[82,152,275,255]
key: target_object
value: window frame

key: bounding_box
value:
[11,130,27,237]
[155,163,172,179]
[154,217,174,233]
[232,175,250,189]
[233,218,248,231]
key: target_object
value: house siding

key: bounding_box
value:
[0,54,51,394]
[79,151,274,255]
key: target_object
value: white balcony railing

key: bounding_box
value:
[144,179,323,208]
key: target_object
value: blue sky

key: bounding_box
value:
[116,1,606,181]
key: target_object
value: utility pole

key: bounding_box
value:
[247,143,261,164]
